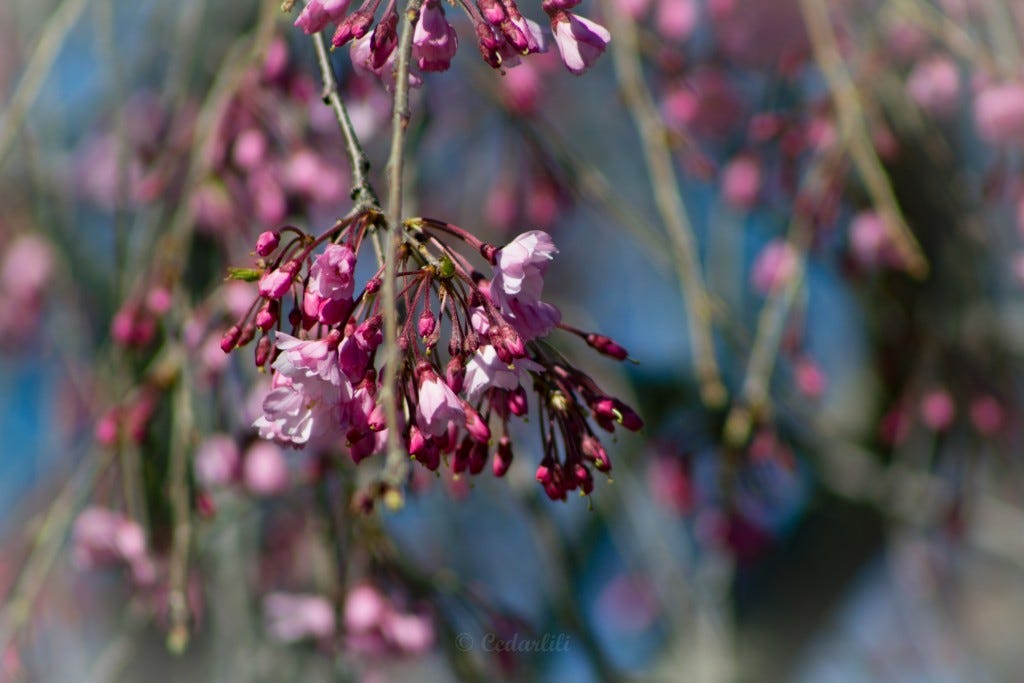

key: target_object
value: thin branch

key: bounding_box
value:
[602,0,726,408]
[166,362,196,653]
[0,449,114,657]
[380,0,425,497]
[311,31,380,212]
[0,0,88,168]
[799,0,929,279]
[723,149,843,447]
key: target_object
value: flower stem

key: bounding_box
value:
[310,31,380,212]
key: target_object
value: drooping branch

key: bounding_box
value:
[602,0,727,409]
[799,0,929,279]
[380,0,425,497]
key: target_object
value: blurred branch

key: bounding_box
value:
[0,449,114,658]
[799,0,929,279]
[723,149,844,447]
[0,0,88,168]
[603,0,726,409]
[380,0,425,497]
[153,0,279,280]
[888,0,1000,74]
[166,363,196,653]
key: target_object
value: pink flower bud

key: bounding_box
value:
[582,434,611,471]
[794,356,826,399]
[585,333,629,360]
[907,56,960,118]
[969,395,1003,436]
[258,260,300,300]
[919,389,955,432]
[255,301,278,331]
[255,230,281,257]
[145,287,173,315]
[492,436,513,477]
[573,463,594,494]
[332,10,374,47]
[463,404,492,443]
[508,386,528,416]
[446,357,465,394]
[721,155,761,209]
[95,411,119,447]
[255,335,273,367]
[751,239,799,295]
[418,309,436,338]
[220,324,242,353]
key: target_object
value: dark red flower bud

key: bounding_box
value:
[585,333,629,361]
[220,324,242,353]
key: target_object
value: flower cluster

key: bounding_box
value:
[222,211,641,501]
[294,0,611,83]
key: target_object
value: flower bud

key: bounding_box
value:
[220,324,242,353]
[418,309,436,338]
[492,436,513,477]
[255,230,281,257]
[585,333,629,360]
[255,335,272,367]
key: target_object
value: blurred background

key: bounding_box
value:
[2,0,1024,681]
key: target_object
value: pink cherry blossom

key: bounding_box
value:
[380,611,434,653]
[907,56,960,117]
[254,370,343,446]
[309,244,357,301]
[413,0,458,72]
[416,368,465,437]
[489,230,562,339]
[193,434,240,488]
[72,507,150,571]
[258,261,299,299]
[655,0,698,41]
[294,0,351,34]
[751,239,799,295]
[550,12,611,75]
[2,234,53,299]
[274,332,349,388]
[243,442,290,495]
[464,345,543,401]
[344,583,387,634]
[264,593,336,642]
[974,82,1024,144]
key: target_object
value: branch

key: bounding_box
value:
[799,0,929,279]
[380,0,425,498]
[723,149,843,447]
[166,364,196,653]
[311,31,380,212]
[602,0,727,408]
[0,0,88,168]
[0,450,114,657]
